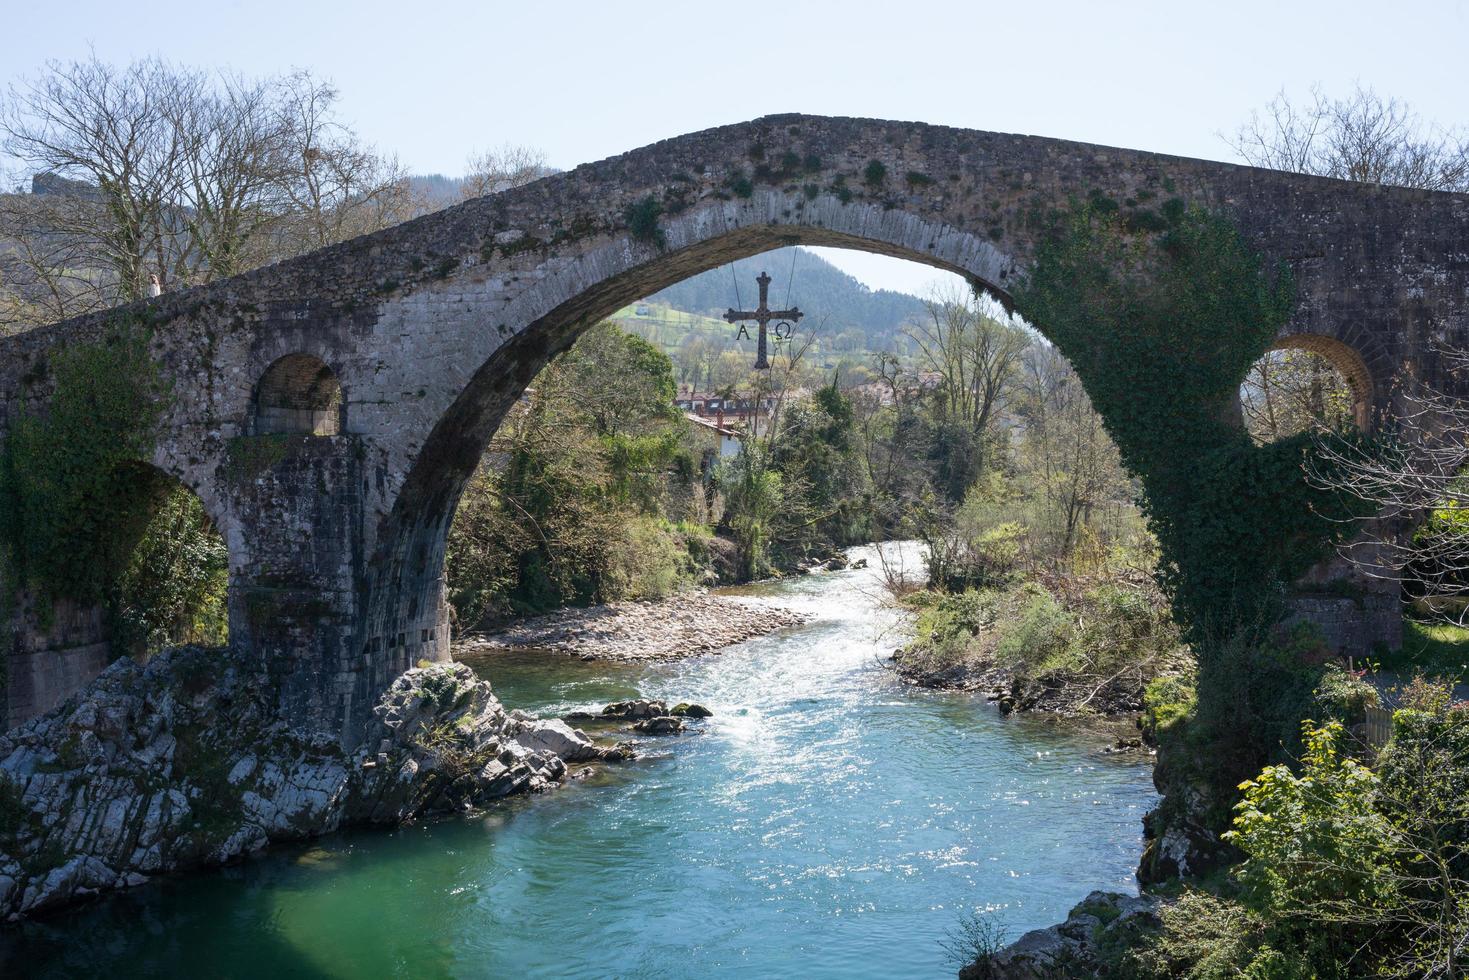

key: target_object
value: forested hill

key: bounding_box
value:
[648,248,927,344]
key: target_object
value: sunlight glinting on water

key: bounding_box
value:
[6,543,1156,980]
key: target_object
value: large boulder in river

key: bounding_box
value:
[602,699,666,719]
[632,716,685,735]
[669,703,713,718]
[510,718,617,762]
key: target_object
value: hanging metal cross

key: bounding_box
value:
[724,271,802,370]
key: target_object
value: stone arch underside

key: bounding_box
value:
[253,353,344,436]
[356,215,1010,702]
[1266,332,1379,431]
[2,114,1466,743]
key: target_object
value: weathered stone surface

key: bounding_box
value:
[3,114,1467,741]
[0,648,629,920]
[963,890,1160,979]
[509,718,622,762]
[632,716,685,736]
[602,699,667,720]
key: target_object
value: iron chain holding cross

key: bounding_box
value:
[725,271,802,370]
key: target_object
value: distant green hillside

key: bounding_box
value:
[647,247,925,350]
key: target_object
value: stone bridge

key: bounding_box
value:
[4,114,1469,742]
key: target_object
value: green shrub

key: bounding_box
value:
[603,517,696,601]
[994,585,1072,673]
[623,195,666,248]
[1311,664,1379,726]
[1227,722,1397,915]
[1112,888,1314,980]
[110,485,229,656]
[1141,672,1196,743]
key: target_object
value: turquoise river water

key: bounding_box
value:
[2,544,1156,978]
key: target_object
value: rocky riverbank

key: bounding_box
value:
[890,581,1189,720]
[0,646,629,920]
[460,592,808,662]
[960,890,1162,979]
[890,652,1154,717]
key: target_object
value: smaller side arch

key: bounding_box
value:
[1266,333,1375,432]
[252,354,344,436]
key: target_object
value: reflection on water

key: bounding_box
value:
[1,544,1156,979]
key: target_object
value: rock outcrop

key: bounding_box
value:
[601,699,670,720]
[0,646,629,920]
[891,653,1153,716]
[632,716,685,735]
[961,891,1160,979]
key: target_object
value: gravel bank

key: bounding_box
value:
[459,592,808,662]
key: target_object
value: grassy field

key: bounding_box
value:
[609,302,731,346]
[1378,618,1469,680]
[609,301,871,374]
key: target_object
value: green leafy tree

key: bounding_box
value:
[446,322,701,624]
[110,485,229,655]
[1227,721,1399,915]
[769,376,870,553]
[1220,711,1469,978]
[718,444,785,581]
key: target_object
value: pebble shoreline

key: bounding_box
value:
[459,592,809,662]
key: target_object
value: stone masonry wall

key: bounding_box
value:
[1,115,1467,741]
[3,597,110,729]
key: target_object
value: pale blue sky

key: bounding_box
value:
[5,0,1465,294]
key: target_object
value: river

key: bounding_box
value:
[2,544,1156,978]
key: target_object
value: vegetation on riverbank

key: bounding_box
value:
[444,321,870,629]
[1116,677,1464,978]
[895,573,1188,714]
[446,323,714,626]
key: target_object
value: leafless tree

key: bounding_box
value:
[1,56,184,301]
[1241,348,1356,445]
[269,71,414,254]
[904,282,1030,436]
[1309,348,1469,625]
[1230,84,1469,192]
[1014,343,1135,560]
[460,144,551,199]
[161,69,298,282]
[0,56,414,331]
[0,189,113,332]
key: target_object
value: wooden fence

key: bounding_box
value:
[1362,705,1394,749]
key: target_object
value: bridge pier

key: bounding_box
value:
[2,593,110,730]
[225,433,374,741]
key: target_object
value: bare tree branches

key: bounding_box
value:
[1309,348,1469,625]
[0,55,414,331]
[905,282,1030,435]
[460,144,550,200]
[1231,85,1469,192]
[1241,349,1356,446]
